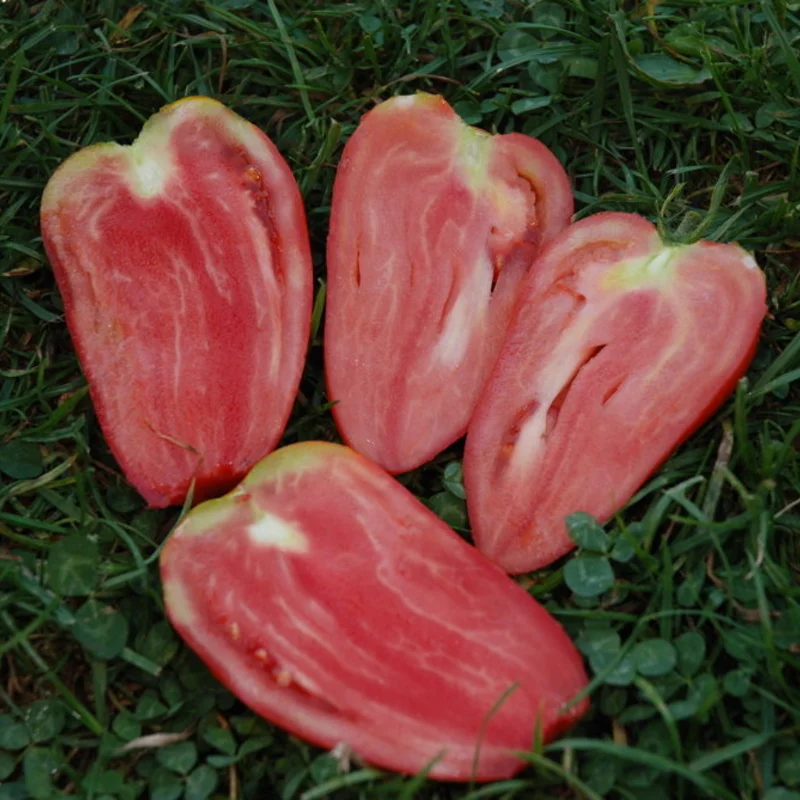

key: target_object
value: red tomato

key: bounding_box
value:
[325,94,573,474]
[465,212,767,574]
[40,97,312,507]
[160,442,588,781]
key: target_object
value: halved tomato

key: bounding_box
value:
[41,97,312,507]
[160,442,588,781]
[465,212,767,574]
[325,93,573,474]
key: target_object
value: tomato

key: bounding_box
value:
[325,93,573,474]
[160,442,588,781]
[465,212,767,574]
[40,97,312,508]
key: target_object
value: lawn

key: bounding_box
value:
[1,0,799,798]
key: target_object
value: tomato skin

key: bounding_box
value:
[160,441,588,781]
[325,93,573,474]
[465,212,767,574]
[40,97,312,507]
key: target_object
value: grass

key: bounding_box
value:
[0,0,799,797]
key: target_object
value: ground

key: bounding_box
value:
[0,0,799,798]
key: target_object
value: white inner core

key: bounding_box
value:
[247,513,309,553]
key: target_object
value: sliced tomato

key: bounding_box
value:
[40,97,312,507]
[465,212,767,574]
[160,442,588,781]
[325,93,573,474]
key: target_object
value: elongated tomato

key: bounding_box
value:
[41,97,312,507]
[465,213,767,574]
[325,93,573,474]
[160,442,588,780]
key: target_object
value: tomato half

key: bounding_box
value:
[465,213,767,574]
[40,97,312,507]
[325,93,573,474]
[160,442,588,781]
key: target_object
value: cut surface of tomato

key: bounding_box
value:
[465,212,767,574]
[325,93,573,474]
[41,97,312,507]
[160,442,588,781]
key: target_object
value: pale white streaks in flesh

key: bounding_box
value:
[220,586,238,615]
[164,187,234,303]
[370,555,530,673]
[167,252,196,402]
[347,499,532,675]
[270,592,391,684]
[629,296,687,422]
[275,583,338,633]
[238,187,281,448]
[87,190,121,243]
[509,309,595,473]
[223,508,527,743]
[432,249,490,368]
[262,620,453,740]
[193,135,215,152]
[168,252,193,317]
[359,143,446,267]
[262,621,386,702]
[406,190,438,292]
[242,212,280,332]
[416,649,497,694]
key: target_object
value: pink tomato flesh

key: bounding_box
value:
[40,97,312,507]
[465,212,767,574]
[160,441,589,780]
[325,93,573,474]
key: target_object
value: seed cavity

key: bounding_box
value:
[544,345,607,439]
[244,165,262,183]
[602,379,625,406]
